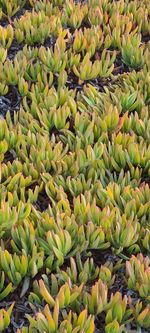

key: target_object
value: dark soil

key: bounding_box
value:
[7,39,24,61]
[35,189,51,212]
[0,86,22,118]
[6,301,31,332]
[3,151,16,164]
[141,34,150,43]
[113,53,130,75]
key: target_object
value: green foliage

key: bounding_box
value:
[126,253,150,300]
[0,0,150,332]
[18,305,95,333]
[0,303,14,331]
[0,0,25,16]
[121,34,145,69]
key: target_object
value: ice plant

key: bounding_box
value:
[18,303,95,333]
[126,254,150,299]
[0,303,14,331]
[0,25,14,49]
[121,34,145,69]
[0,0,149,332]
[0,0,25,16]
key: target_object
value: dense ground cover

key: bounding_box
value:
[0,0,150,332]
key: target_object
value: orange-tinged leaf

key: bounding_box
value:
[39,280,55,307]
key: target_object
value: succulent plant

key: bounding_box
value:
[132,301,150,329]
[0,0,150,332]
[0,248,28,285]
[105,292,133,325]
[0,303,14,331]
[121,34,145,69]
[0,272,13,301]
[126,253,150,299]
[107,214,139,254]
[62,1,88,29]
[0,81,8,95]
[57,254,100,284]
[11,220,36,255]
[14,10,52,45]
[18,304,95,333]
[83,279,108,315]
[38,228,72,268]
[0,200,18,237]
[0,0,25,16]
[73,53,100,82]
[73,26,103,57]
[38,37,67,73]
[0,25,14,49]
[0,56,27,85]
